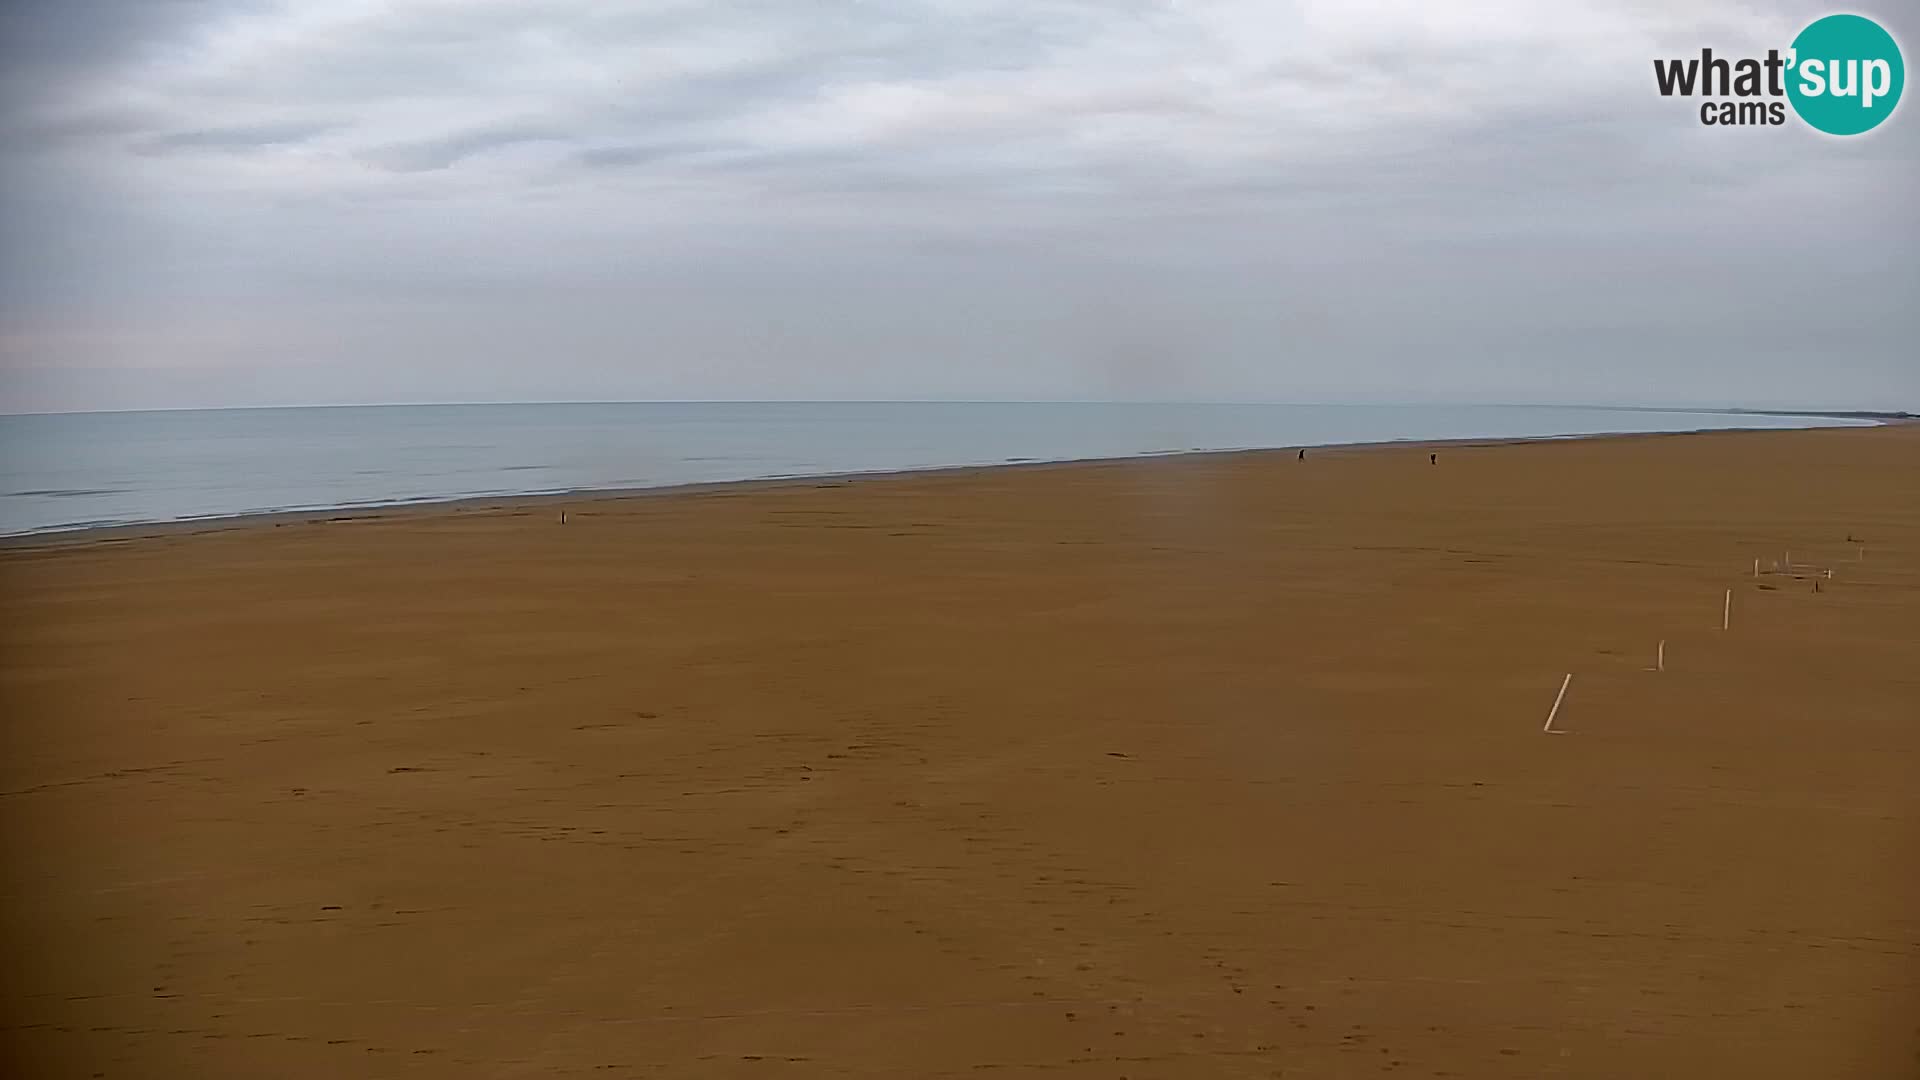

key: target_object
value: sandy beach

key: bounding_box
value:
[3,423,1916,1078]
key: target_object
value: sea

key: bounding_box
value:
[0,402,1873,537]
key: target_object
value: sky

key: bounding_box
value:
[0,0,1914,413]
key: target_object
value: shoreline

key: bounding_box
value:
[0,419,1888,552]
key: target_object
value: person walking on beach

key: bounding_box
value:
[1298,448,1306,461]
[1429,453,1437,465]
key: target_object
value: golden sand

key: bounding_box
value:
[3,424,1916,1077]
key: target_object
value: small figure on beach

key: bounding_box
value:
[1298,449,1306,461]
[1429,453,1437,465]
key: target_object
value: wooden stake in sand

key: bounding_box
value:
[1543,673,1573,734]
[1722,589,1732,631]
[1753,558,1759,578]
[1657,640,1666,672]
[560,510,568,525]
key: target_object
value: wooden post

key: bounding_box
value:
[1543,673,1573,734]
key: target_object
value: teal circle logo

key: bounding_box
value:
[1786,14,1904,135]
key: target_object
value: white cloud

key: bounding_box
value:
[13,0,1805,203]
[0,0,1915,411]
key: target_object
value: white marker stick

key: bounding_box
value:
[1543,673,1572,734]
[1723,588,1731,631]
[1826,568,1833,580]
[1657,640,1665,672]
[1753,558,1759,578]
[1536,672,1566,730]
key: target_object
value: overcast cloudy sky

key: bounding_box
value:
[1,0,1914,412]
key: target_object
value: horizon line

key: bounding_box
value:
[3,398,1913,420]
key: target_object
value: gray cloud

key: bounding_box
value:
[0,0,1915,412]
[137,121,339,154]
[362,124,569,173]
[0,0,230,80]
[572,138,729,170]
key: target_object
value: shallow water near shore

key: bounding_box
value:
[0,401,1869,535]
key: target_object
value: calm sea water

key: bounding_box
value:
[0,402,1869,536]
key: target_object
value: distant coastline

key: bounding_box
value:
[1722,408,1916,422]
[1617,406,1915,422]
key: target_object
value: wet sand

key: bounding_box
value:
[3,424,1917,1078]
